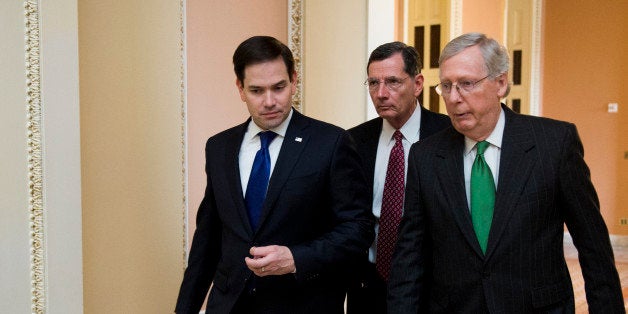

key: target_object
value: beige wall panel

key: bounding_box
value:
[543,1,628,235]
[462,0,505,40]
[0,1,32,312]
[304,0,368,128]
[79,1,184,312]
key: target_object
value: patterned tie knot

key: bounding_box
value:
[259,131,277,149]
[476,141,490,155]
[393,130,403,142]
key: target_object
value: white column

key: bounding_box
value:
[0,1,32,311]
[40,0,84,312]
[366,0,396,120]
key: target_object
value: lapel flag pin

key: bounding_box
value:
[295,137,302,142]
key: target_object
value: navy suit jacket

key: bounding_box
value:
[388,105,623,313]
[175,109,375,314]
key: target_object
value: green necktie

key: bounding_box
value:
[471,141,495,254]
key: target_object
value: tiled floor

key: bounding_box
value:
[564,241,628,312]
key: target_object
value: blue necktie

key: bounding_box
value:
[245,131,277,230]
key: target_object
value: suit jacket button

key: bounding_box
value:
[482,270,490,279]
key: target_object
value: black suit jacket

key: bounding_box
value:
[388,105,624,313]
[175,110,375,314]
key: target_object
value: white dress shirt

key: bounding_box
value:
[239,109,293,196]
[369,104,422,262]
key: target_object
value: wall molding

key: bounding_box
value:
[529,0,542,116]
[180,0,189,273]
[449,0,463,39]
[25,0,46,312]
[288,0,303,112]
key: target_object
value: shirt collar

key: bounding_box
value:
[464,108,505,155]
[381,101,422,143]
[246,108,293,140]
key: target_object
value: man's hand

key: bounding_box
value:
[245,245,296,277]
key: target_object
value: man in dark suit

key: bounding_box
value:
[175,36,374,314]
[346,42,450,314]
[388,32,624,313]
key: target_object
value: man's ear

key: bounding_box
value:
[495,72,509,98]
[413,73,425,98]
[290,71,298,95]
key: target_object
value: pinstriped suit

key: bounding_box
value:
[388,105,624,313]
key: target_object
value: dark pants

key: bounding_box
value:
[231,280,346,314]
[346,262,387,314]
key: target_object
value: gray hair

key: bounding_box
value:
[440,32,511,96]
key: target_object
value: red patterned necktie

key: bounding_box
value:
[376,130,405,281]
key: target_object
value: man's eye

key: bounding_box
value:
[386,79,402,85]
[250,89,262,94]
[441,82,452,89]
[274,85,286,91]
[460,81,474,88]
[367,80,379,87]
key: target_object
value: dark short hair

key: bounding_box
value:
[232,36,295,83]
[367,41,422,76]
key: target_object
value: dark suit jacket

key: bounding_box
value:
[345,106,450,313]
[175,109,375,314]
[388,105,624,313]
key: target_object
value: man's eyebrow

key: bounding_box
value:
[247,79,288,90]
[272,79,288,86]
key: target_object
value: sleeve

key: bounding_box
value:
[387,144,429,314]
[559,123,624,312]
[289,131,375,283]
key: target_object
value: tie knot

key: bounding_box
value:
[259,131,277,149]
[476,141,490,155]
[393,130,403,142]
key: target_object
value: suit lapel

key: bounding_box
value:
[256,110,309,234]
[435,130,484,255]
[485,107,536,257]
[354,118,382,186]
[227,120,256,236]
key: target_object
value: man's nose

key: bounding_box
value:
[375,82,389,98]
[263,90,274,106]
[448,85,463,101]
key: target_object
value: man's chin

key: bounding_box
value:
[257,117,283,130]
[377,109,398,119]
